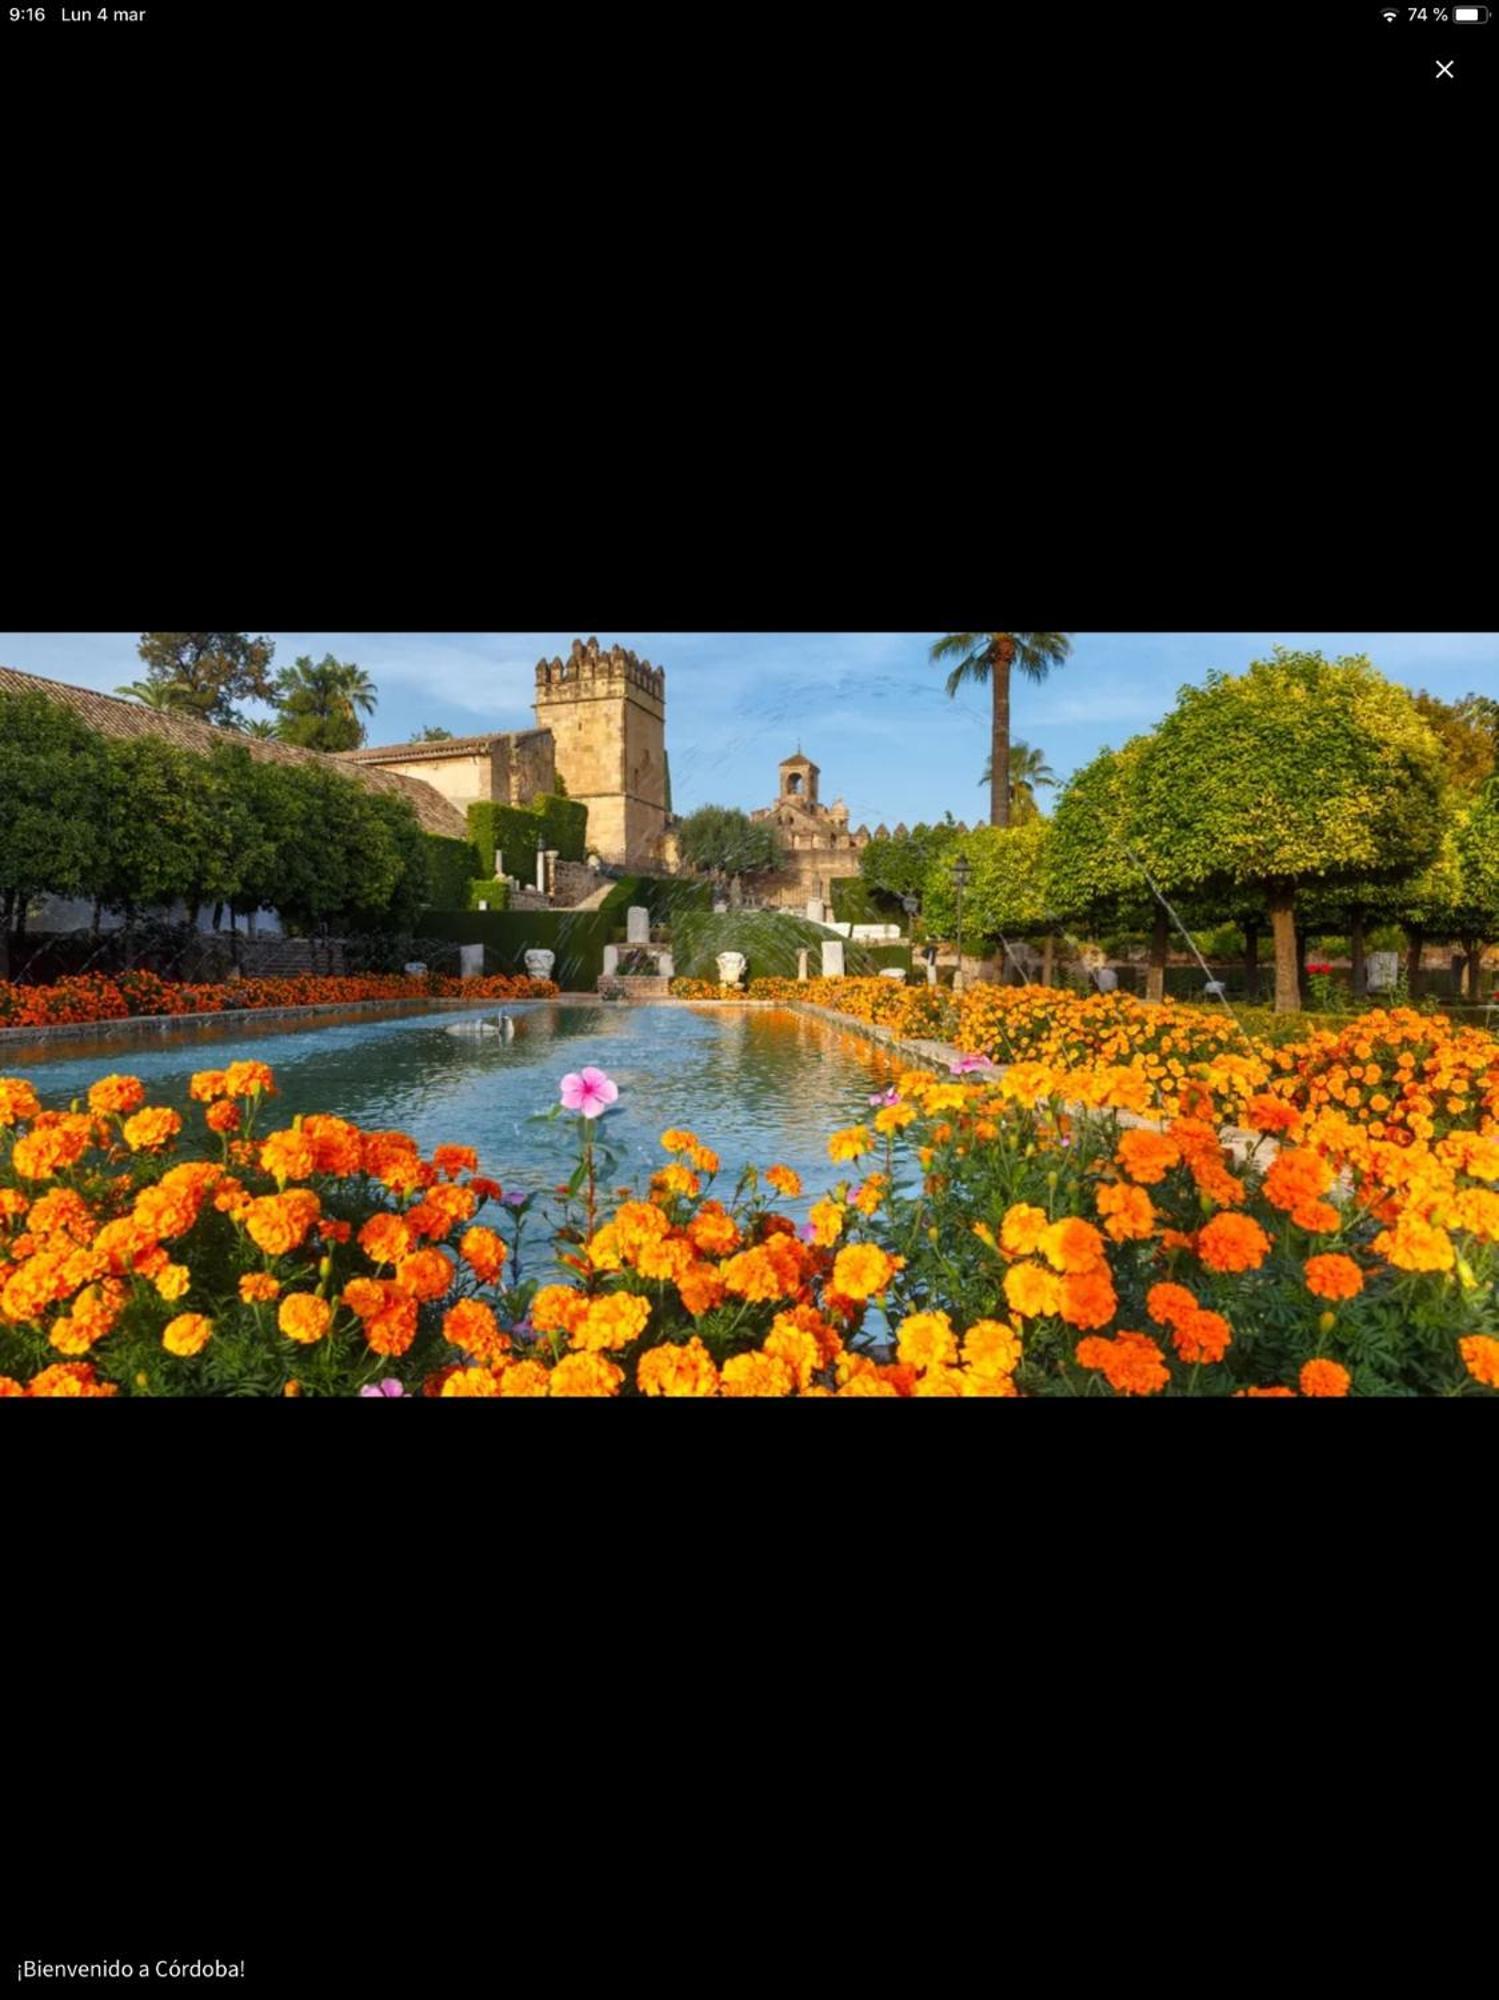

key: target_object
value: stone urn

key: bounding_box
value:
[403,961,427,977]
[524,949,556,983]
[715,951,747,989]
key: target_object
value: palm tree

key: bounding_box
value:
[932,632,1072,827]
[114,678,213,719]
[979,740,1056,822]
[273,654,378,752]
[243,719,278,739]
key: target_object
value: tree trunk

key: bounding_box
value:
[91,897,103,940]
[13,897,26,941]
[1463,937,1482,1002]
[0,891,11,982]
[212,901,224,932]
[1296,926,1310,1009]
[1243,920,1260,1004]
[1405,923,1424,997]
[1269,889,1300,1014]
[123,902,136,971]
[990,636,1014,829]
[1041,933,1055,987]
[1349,914,1366,1000]
[1145,907,1169,1004]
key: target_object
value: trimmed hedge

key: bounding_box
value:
[465,879,511,911]
[467,794,589,876]
[423,834,483,911]
[419,909,615,990]
[671,911,901,984]
[831,876,903,925]
[532,793,588,862]
[599,874,713,928]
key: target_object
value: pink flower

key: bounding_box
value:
[951,1053,996,1075]
[560,1067,619,1119]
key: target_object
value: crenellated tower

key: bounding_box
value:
[532,637,669,868]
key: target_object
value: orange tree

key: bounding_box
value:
[1129,650,1445,1016]
[1043,741,1176,999]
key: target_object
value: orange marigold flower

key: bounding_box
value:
[999,1203,1049,1256]
[830,1242,900,1301]
[1197,1211,1271,1274]
[278,1293,332,1345]
[1458,1335,1499,1389]
[1058,1267,1118,1330]
[25,1188,96,1245]
[341,1276,388,1321]
[1038,1216,1106,1274]
[26,1361,118,1398]
[765,1164,802,1197]
[188,1070,228,1102]
[895,1310,958,1372]
[1146,1282,1200,1331]
[873,1102,917,1135]
[153,1262,192,1303]
[1236,1385,1296,1398]
[1115,1129,1181,1184]
[1371,1215,1455,1273]
[459,1225,507,1283]
[573,1291,652,1353]
[239,1273,281,1304]
[806,1199,845,1247]
[1074,1329,1169,1395]
[443,1297,511,1366]
[260,1127,316,1184]
[719,1351,796,1398]
[393,1247,453,1302]
[763,1321,823,1390]
[652,1163,702,1201]
[365,1291,419,1357]
[498,1359,552,1396]
[827,1125,874,1163]
[0,1077,43,1126]
[122,1106,182,1153]
[962,1318,1024,1379]
[206,1100,242,1134]
[1004,1261,1062,1319]
[1304,1253,1364,1302]
[659,1127,699,1154]
[223,1060,276,1099]
[1263,1148,1334,1213]
[162,1312,214,1358]
[771,1303,843,1369]
[1171,1307,1232,1365]
[530,1285,589,1336]
[721,1243,796,1303]
[1096,1180,1157,1243]
[359,1212,413,1267]
[637,1336,721,1397]
[432,1143,479,1179]
[689,1144,720,1175]
[687,1203,740,1257]
[1246,1093,1300,1135]
[87,1074,146,1116]
[635,1233,696,1283]
[441,1366,506,1397]
[243,1190,320,1258]
[1290,1199,1342,1233]
[300,1115,363,1177]
[676,1262,728,1318]
[548,1352,624,1397]
[1300,1358,1352,1398]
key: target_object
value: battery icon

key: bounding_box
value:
[1455,6,1489,20]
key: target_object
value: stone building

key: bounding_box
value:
[749,752,870,914]
[348,637,672,870]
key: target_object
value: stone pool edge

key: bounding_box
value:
[0,994,597,1049]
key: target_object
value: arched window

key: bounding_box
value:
[786,773,804,796]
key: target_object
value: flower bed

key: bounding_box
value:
[3,1035,1495,1397]
[0,971,559,1031]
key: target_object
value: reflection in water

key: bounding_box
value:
[15,1003,900,1214]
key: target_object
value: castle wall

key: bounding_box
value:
[533,641,668,868]
[367,749,499,810]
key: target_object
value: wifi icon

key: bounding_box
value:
[1381,6,1398,17]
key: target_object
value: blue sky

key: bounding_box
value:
[1,632,1495,831]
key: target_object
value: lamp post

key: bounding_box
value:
[951,854,972,993]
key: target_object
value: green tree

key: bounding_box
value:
[978,740,1056,823]
[931,632,1072,829]
[859,818,962,914]
[243,719,279,739]
[920,821,1052,977]
[134,632,278,729]
[96,739,220,956]
[0,692,108,976]
[1043,742,1171,996]
[1411,690,1498,796]
[114,678,206,717]
[1451,786,1499,1000]
[1130,649,1446,1013]
[273,654,378,752]
[677,805,783,879]
[414,725,454,742]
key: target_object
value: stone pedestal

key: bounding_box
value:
[403,961,427,977]
[716,952,747,988]
[626,906,651,945]
[602,944,619,977]
[459,944,484,980]
[658,952,674,980]
[821,939,845,979]
[797,949,809,981]
[806,898,825,924]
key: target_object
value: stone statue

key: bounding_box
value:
[524,949,556,982]
[716,952,747,989]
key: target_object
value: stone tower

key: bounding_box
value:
[533,637,668,869]
[778,751,819,808]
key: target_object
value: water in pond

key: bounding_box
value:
[11,1003,901,1215]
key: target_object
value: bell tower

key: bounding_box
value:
[779,751,819,808]
[533,637,668,868]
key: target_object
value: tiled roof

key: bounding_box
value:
[0,664,469,839]
[339,729,546,764]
